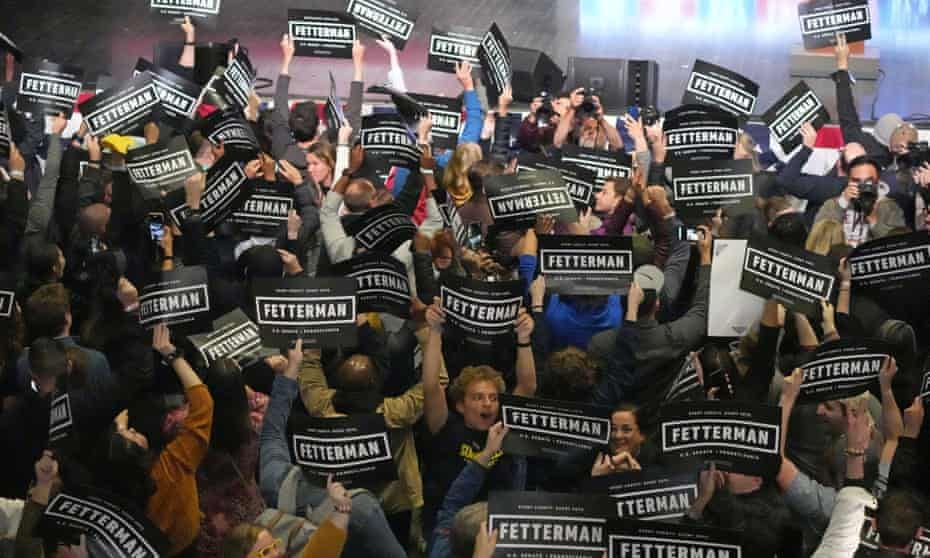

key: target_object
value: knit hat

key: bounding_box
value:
[872,113,905,147]
[633,264,665,293]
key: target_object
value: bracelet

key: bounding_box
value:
[516,341,532,348]
[845,448,866,457]
[531,305,544,311]
[161,348,183,364]
[162,255,174,260]
[342,169,354,178]
[9,170,24,179]
[840,281,851,289]
[184,41,196,46]
[420,168,434,175]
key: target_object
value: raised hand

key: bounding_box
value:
[454,61,475,91]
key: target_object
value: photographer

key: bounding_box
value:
[814,156,905,247]
[553,88,623,152]
[516,91,570,154]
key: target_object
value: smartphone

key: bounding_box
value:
[627,106,641,119]
[147,212,165,242]
[677,225,701,243]
[465,223,483,251]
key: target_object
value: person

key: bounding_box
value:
[420,298,536,535]
[553,88,623,151]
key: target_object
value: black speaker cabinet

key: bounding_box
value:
[625,59,660,108]
[509,46,564,103]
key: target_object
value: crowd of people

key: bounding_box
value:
[0,15,928,558]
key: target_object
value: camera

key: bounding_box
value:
[677,225,702,243]
[853,181,879,216]
[146,212,165,242]
[535,92,555,129]
[898,141,930,170]
[577,88,599,119]
[640,105,660,127]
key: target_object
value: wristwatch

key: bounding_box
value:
[161,348,183,364]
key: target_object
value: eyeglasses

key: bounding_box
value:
[251,538,283,558]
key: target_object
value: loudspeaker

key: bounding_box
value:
[509,47,564,103]
[566,56,626,110]
[154,41,230,86]
[625,59,660,108]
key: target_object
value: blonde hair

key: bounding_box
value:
[222,524,264,558]
[805,219,846,255]
[735,132,761,172]
[442,144,483,205]
[449,365,505,404]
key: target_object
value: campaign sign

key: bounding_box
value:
[346,0,418,49]
[139,266,211,329]
[662,104,739,162]
[607,519,743,558]
[682,59,759,118]
[40,488,168,558]
[409,93,463,151]
[849,232,930,323]
[133,59,200,127]
[428,26,483,74]
[0,272,15,319]
[922,366,930,405]
[670,159,755,220]
[665,353,706,402]
[188,309,264,367]
[762,80,830,154]
[559,145,633,190]
[344,204,417,254]
[484,169,577,230]
[200,110,260,161]
[739,233,836,315]
[166,159,249,230]
[126,136,198,193]
[478,23,512,97]
[48,392,73,445]
[79,73,161,137]
[799,338,890,403]
[331,252,411,317]
[205,51,255,111]
[440,276,523,341]
[539,235,633,295]
[17,60,84,115]
[325,72,346,143]
[361,113,420,168]
[252,277,357,349]
[289,9,356,59]
[586,467,699,521]
[500,394,612,459]
[516,151,558,174]
[0,109,10,158]
[151,0,221,27]
[659,401,781,477]
[489,491,613,558]
[229,182,294,237]
[288,412,396,488]
[798,0,871,50]
[555,163,598,208]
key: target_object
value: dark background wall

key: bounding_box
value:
[1,0,929,120]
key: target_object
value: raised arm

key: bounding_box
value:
[423,299,449,434]
[271,35,297,161]
[25,113,67,237]
[345,40,366,140]
[179,17,195,69]
[512,308,537,397]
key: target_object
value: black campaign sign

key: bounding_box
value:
[205,52,255,111]
[133,59,200,127]
[500,394,612,460]
[346,0,418,49]
[17,60,84,115]
[478,23,512,97]
[289,10,356,59]
[682,59,759,118]
[139,266,211,328]
[0,272,15,319]
[230,183,293,237]
[586,467,699,521]
[253,277,357,349]
[762,80,831,154]
[0,109,10,158]
[126,136,198,192]
[849,232,930,323]
[189,309,263,367]
[485,169,577,230]
[49,392,73,444]
[663,104,739,162]
[409,93,462,151]
[331,252,411,318]
[151,0,221,26]
[659,401,781,477]
[201,110,260,161]
[41,489,167,558]
[740,233,836,315]
[922,367,930,405]
[608,519,743,558]
[344,204,417,254]
[361,113,420,168]
[799,338,890,403]
[428,26,482,74]
[798,0,871,50]
[671,159,755,220]
[440,276,522,341]
[489,491,612,558]
[539,235,633,295]
[288,413,396,489]
[560,145,633,190]
[555,163,598,208]
[79,73,161,137]
[166,159,249,230]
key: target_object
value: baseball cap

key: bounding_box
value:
[872,113,905,148]
[633,264,665,293]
